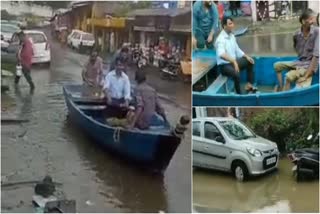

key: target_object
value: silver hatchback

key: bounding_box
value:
[193,117,280,181]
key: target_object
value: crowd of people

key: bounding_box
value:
[192,0,319,94]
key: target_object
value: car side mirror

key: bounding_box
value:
[1,35,4,41]
[215,136,225,144]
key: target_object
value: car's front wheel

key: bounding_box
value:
[232,161,249,182]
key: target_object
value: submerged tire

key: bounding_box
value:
[232,161,249,182]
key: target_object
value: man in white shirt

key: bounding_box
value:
[103,57,131,117]
[215,16,256,94]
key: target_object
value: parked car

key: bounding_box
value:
[67,30,95,52]
[7,30,51,66]
[1,24,20,42]
[193,117,280,181]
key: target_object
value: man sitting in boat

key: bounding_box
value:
[103,57,131,118]
[192,0,219,49]
[215,16,256,94]
[273,9,319,91]
[128,70,168,130]
[82,50,104,96]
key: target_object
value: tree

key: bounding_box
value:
[1,10,15,20]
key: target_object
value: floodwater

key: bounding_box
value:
[193,158,319,213]
[1,28,191,213]
[238,32,296,56]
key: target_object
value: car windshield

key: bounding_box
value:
[27,33,46,43]
[1,24,19,33]
[219,120,256,140]
[82,33,94,41]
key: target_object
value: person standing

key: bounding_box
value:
[82,50,104,95]
[192,0,219,49]
[15,31,35,91]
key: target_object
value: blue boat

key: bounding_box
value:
[63,84,183,173]
[192,50,319,106]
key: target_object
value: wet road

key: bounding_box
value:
[1,29,191,212]
[193,158,319,213]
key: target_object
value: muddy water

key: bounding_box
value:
[1,32,191,212]
[238,33,296,56]
[193,158,319,213]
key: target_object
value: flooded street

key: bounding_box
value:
[238,32,296,56]
[1,28,191,213]
[193,158,319,213]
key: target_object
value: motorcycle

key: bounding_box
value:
[287,133,319,181]
[160,53,181,80]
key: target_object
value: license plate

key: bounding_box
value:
[266,157,276,165]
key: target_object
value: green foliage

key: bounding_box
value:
[246,109,319,153]
[1,10,17,20]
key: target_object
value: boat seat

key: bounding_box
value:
[78,105,106,110]
[205,74,234,94]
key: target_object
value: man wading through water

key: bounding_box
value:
[15,31,35,91]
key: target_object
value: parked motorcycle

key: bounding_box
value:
[287,133,319,181]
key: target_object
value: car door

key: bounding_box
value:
[67,31,74,45]
[200,121,230,170]
[192,120,206,167]
[75,33,82,49]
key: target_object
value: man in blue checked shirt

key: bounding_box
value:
[192,0,219,49]
[215,16,256,94]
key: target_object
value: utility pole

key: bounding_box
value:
[251,0,257,23]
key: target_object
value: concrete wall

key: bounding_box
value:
[1,1,53,17]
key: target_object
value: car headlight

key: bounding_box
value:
[247,147,262,157]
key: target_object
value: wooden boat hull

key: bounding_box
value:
[63,84,181,173]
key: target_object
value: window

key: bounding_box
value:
[74,33,81,40]
[204,122,222,141]
[1,24,19,33]
[27,33,46,43]
[192,121,201,137]
[218,120,256,140]
[82,33,94,41]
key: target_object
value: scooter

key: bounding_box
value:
[287,133,319,181]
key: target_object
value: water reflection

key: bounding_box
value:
[62,119,168,213]
[238,33,295,56]
[193,159,319,213]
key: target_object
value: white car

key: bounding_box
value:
[9,30,51,66]
[1,24,20,42]
[67,30,95,51]
[193,117,279,181]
